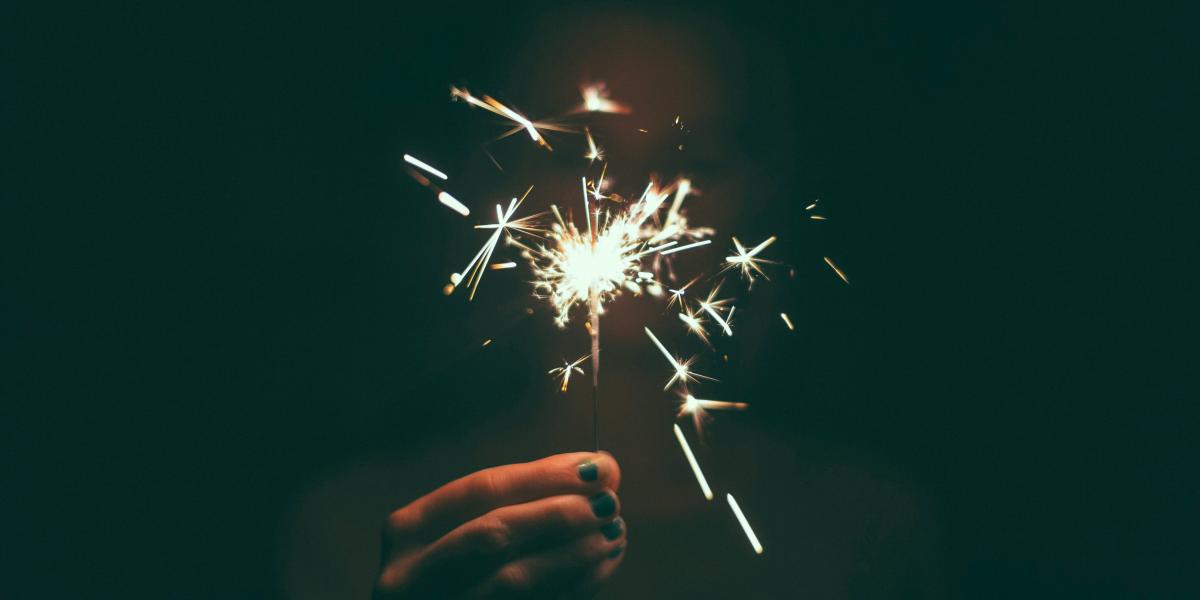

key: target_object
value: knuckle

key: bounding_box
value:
[493,563,532,593]
[471,515,513,555]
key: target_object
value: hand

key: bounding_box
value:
[373,452,626,599]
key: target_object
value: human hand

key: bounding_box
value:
[373,452,626,599]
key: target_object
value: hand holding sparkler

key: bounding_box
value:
[375,452,627,599]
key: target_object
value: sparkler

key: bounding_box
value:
[417,78,835,557]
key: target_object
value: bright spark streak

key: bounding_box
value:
[780,312,795,331]
[584,127,602,162]
[403,154,448,180]
[437,191,471,216]
[698,285,733,337]
[824,256,849,284]
[724,235,778,282]
[644,327,713,390]
[677,306,710,345]
[451,86,552,150]
[490,262,517,270]
[726,494,764,554]
[673,424,713,500]
[809,214,826,220]
[453,188,541,300]
[684,394,749,412]
[548,353,590,392]
[665,275,700,311]
[659,239,712,255]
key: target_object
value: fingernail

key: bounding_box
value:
[607,541,626,559]
[600,517,624,540]
[577,460,599,482]
[590,492,616,518]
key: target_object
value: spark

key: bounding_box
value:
[809,214,826,220]
[584,127,603,162]
[698,284,734,337]
[450,86,556,150]
[665,275,700,311]
[659,239,712,255]
[780,312,795,331]
[723,236,778,282]
[673,424,713,500]
[644,327,714,390]
[680,392,748,435]
[824,256,849,284]
[726,494,764,554]
[519,175,710,327]
[452,188,542,300]
[481,339,492,347]
[437,191,471,217]
[548,353,590,392]
[579,82,630,114]
[806,200,819,210]
[683,394,749,413]
[677,305,710,345]
[490,262,517,270]
[403,154,448,180]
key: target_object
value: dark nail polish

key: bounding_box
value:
[577,461,598,482]
[590,492,616,518]
[607,542,626,559]
[600,517,624,540]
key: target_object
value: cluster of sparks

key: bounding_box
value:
[402,80,854,557]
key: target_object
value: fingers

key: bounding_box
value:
[388,491,621,596]
[388,452,621,544]
[470,526,628,599]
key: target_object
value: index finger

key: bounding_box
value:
[388,452,621,543]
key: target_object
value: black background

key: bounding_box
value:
[7,1,1196,597]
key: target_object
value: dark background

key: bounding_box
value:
[7,1,1196,597]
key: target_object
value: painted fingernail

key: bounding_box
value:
[577,461,599,482]
[607,541,626,559]
[601,517,624,540]
[590,492,616,518]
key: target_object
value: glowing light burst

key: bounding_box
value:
[723,235,778,283]
[451,86,572,150]
[449,188,542,300]
[520,175,710,328]
[698,284,734,337]
[579,82,631,114]
[679,392,749,436]
[677,305,710,346]
[548,353,590,392]
[644,327,715,391]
